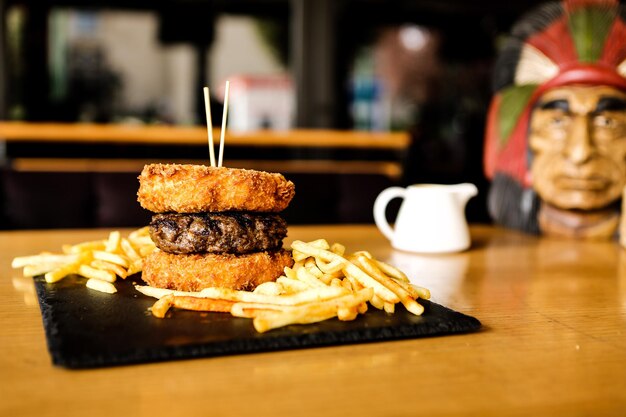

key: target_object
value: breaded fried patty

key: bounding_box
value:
[137,164,295,213]
[142,249,294,292]
[149,212,288,254]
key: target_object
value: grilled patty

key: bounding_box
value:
[149,212,288,254]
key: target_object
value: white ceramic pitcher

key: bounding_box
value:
[373,183,478,253]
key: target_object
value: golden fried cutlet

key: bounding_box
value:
[137,164,295,213]
[142,249,294,292]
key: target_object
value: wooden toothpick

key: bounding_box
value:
[203,86,216,167]
[218,80,230,168]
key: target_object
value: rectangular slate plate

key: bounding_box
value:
[34,275,481,369]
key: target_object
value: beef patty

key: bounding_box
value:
[149,212,288,254]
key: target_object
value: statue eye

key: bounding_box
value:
[594,115,615,128]
[550,116,566,128]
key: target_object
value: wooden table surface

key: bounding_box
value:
[1,224,625,416]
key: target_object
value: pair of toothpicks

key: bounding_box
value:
[203,81,230,167]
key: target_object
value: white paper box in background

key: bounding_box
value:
[226,75,294,132]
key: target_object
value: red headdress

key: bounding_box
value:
[484,0,626,187]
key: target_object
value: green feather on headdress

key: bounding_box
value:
[498,84,538,144]
[567,0,617,62]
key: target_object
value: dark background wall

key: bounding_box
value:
[0,0,549,229]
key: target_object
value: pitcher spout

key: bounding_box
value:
[451,183,478,207]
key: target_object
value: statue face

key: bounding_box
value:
[529,85,626,210]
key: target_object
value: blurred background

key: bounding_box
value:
[0,0,545,229]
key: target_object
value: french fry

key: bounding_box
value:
[253,306,338,333]
[230,302,296,318]
[253,281,284,295]
[91,259,128,279]
[337,305,358,321]
[304,258,324,278]
[23,263,66,277]
[351,250,373,259]
[198,286,348,306]
[315,257,345,275]
[291,240,399,303]
[330,277,343,288]
[355,255,424,315]
[63,240,105,254]
[304,259,337,285]
[308,239,330,250]
[342,261,399,304]
[120,238,141,262]
[44,265,77,283]
[345,274,364,291]
[11,254,77,269]
[138,244,156,257]
[392,279,431,300]
[330,242,346,256]
[131,236,154,248]
[370,294,385,310]
[86,278,117,294]
[44,252,92,283]
[135,285,202,299]
[283,266,298,280]
[411,284,431,300]
[128,227,153,250]
[92,250,130,268]
[128,226,150,240]
[383,302,395,314]
[357,302,368,314]
[171,296,234,313]
[78,264,116,283]
[374,259,409,283]
[151,294,174,318]
[251,289,373,333]
[291,251,309,262]
[403,298,425,316]
[295,266,327,288]
[291,240,335,261]
[275,277,310,293]
[105,231,121,252]
[127,259,144,276]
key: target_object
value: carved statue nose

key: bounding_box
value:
[564,115,594,164]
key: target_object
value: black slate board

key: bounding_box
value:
[33,275,481,369]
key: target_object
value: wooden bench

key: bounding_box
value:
[0,122,411,228]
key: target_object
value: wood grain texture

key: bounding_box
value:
[1,225,625,416]
[9,158,403,179]
[0,122,409,149]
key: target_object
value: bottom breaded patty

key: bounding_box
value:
[141,249,294,292]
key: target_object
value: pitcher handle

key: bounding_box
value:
[373,187,406,241]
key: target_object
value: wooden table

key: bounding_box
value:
[1,225,625,416]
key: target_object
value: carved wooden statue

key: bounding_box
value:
[485,0,626,238]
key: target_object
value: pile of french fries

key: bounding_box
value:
[11,227,155,294]
[138,239,430,333]
[12,231,431,333]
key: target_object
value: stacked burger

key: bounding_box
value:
[137,163,295,292]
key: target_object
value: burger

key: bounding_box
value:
[137,163,295,292]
